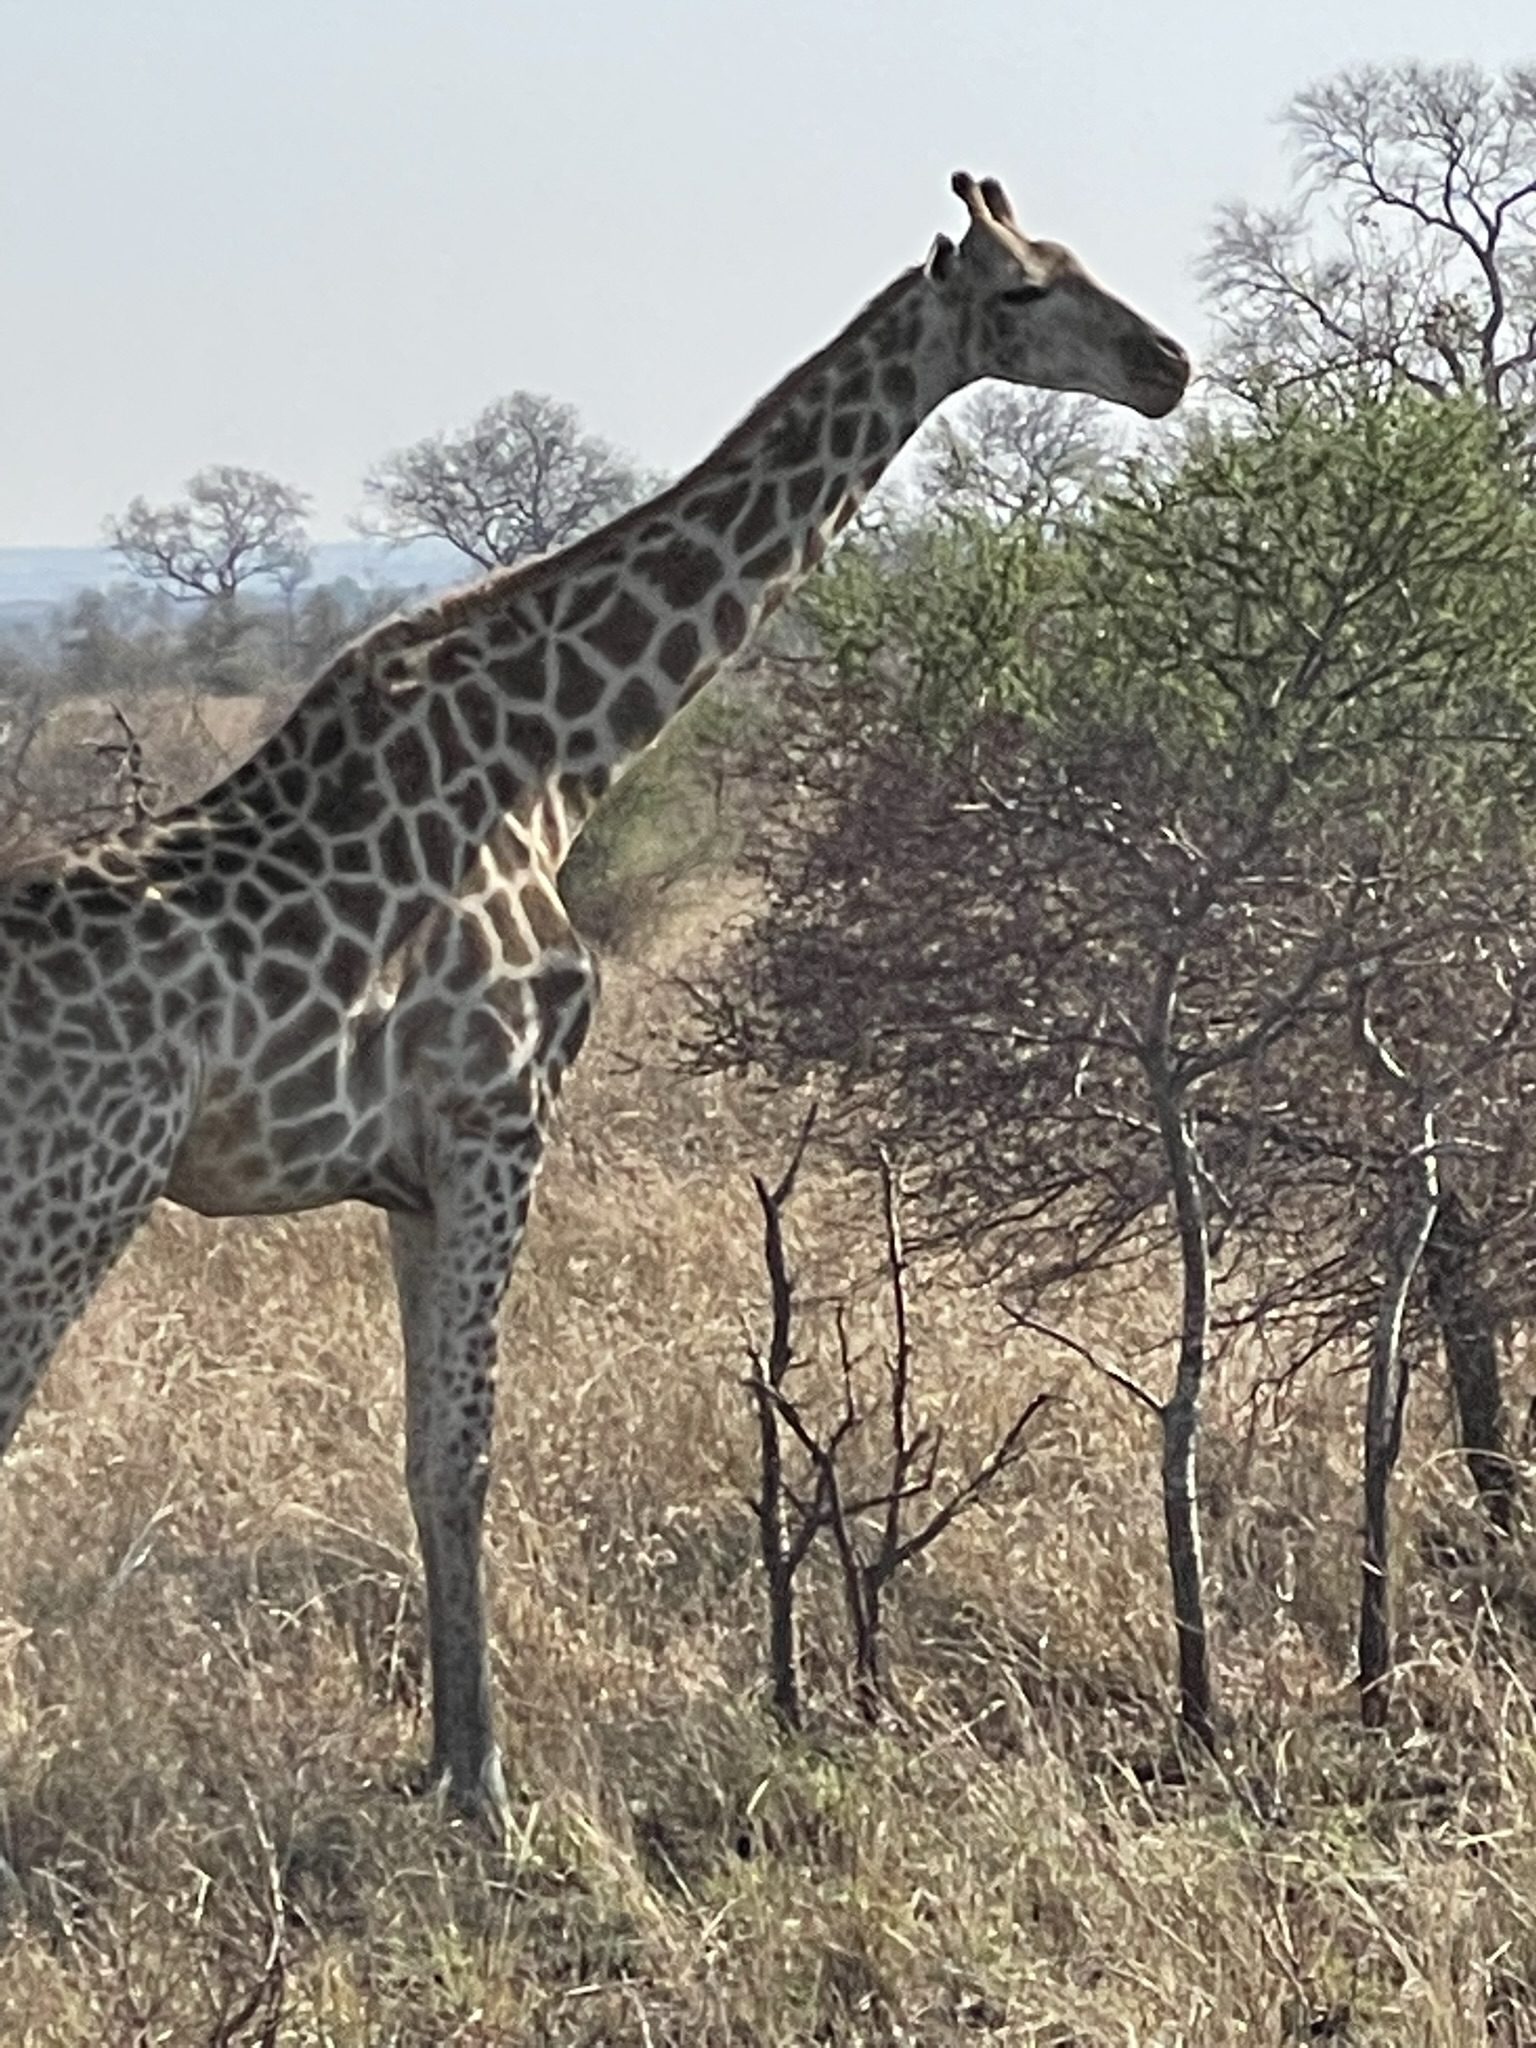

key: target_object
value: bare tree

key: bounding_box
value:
[1423,1190,1517,1539]
[1203,61,1536,411]
[0,678,56,870]
[832,1150,1048,1725]
[1203,70,1536,1533]
[108,466,312,689]
[915,387,1118,525]
[1349,977,1443,1730]
[1278,903,1536,1558]
[744,1108,826,1730]
[359,390,652,570]
[0,688,157,873]
[109,465,312,603]
[743,1123,1047,1727]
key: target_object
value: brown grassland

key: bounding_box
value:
[1,829,1535,2044]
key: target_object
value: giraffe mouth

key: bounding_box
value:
[1123,336,1192,418]
[1132,374,1188,419]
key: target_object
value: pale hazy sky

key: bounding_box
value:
[1,0,1531,546]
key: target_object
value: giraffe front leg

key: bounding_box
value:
[0,1117,185,1459]
[388,1134,539,1837]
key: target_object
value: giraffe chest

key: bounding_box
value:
[164,880,597,1220]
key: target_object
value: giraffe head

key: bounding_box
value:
[928,171,1190,418]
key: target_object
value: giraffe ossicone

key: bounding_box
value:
[0,172,1188,1833]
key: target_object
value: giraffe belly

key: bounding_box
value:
[163,1058,421,1218]
[165,1124,422,1217]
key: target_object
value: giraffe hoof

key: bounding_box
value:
[455,1751,514,1845]
[409,1750,514,1844]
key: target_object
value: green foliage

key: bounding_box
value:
[1055,394,1536,815]
[801,514,1064,752]
[803,391,1536,853]
[563,690,751,952]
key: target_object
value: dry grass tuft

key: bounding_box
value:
[2,895,1535,2044]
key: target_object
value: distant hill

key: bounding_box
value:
[0,537,469,619]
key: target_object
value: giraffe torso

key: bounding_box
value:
[0,712,597,1227]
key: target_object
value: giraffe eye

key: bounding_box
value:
[1000,283,1050,307]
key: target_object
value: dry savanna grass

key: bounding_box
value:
[1,894,1536,2045]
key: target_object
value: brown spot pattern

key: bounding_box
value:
[829,415,860,459]
[743,538,795,582]
[554,643,605,720]
[428,636,478,683]
[265,901,326,955]
[658,621,701,685]
[486,648,546,703]
[633,535,722,609]
[713,593,748,654]
[416,809,459,887]
[520,882,567,949]
[504,714,558,777]
[384,728,434,805]
[426,698,475,780]
[769,408,823,468]
[608,679,663,751]
[735,485,780,554]
[585,590,657,669]
[862,412,891,457]
[686,478,751,534]
[560,576,616,631]
[787,469,822,519]
[881,362,917,409]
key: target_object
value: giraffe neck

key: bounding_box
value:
[137,265,960,964]
[366,263,961,839]
[538,264,959,788]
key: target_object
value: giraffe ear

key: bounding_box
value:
[925,232,957,283]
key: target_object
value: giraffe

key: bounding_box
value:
[0,173,1189,1832]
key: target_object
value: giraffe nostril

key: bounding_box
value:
[1126,329,1191,385]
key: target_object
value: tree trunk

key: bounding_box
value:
[1423,1190,1515,1540]
[749,1348,803,1729]
[1358,1406,1395,1731]
[1161,1386,1214,1751]
[1148,1022,1217,1755]
[1358,1109,1439,1729]
[750,1160,807,1731]
[853,1567,884,1727]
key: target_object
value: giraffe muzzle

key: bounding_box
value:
[1123,328,1192,417]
